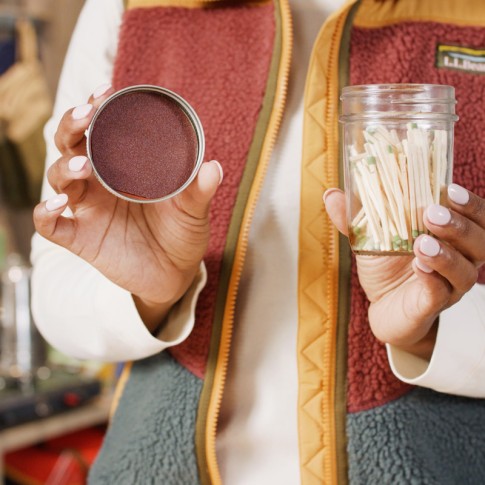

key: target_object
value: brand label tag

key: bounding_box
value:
[437,44,485,75]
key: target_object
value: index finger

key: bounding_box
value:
[53,83,115,156]
[54,103,94,155]
[447,184,485,229]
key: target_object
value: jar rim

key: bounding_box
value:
[340,83,458,121]
[341,83,456,99]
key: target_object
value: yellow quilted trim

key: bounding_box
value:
[354,0,485,28]
[126,0,270,8]
[298,1,357,484]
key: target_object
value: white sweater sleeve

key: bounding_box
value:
[387,283,485,397]
[31,0,204,362]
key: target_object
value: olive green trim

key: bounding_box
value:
[195,1,282,484]
[335,2,361,485]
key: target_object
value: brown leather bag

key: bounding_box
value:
[0,18,52,207]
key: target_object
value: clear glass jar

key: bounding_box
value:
[340,84,458,255]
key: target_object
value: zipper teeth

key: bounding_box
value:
[205,0,293,482]
[327,17,345,214]
[326,15,347,276]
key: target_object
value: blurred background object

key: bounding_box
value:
[0,0,84,259]
[0,0,85,97]
[0,253,47,389]
[0,3,115,484]
[0,17,51,209]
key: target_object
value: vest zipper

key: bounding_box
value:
[202,1,293,483]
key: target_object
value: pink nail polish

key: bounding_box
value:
[426,204,451,226]
[210,160,223,185]
[69,156,88,172]
[448,183,470,205]
[323,188,340,205]
[419,235,441,257]
[415,258,434,274]
[46,194,68,212]
[72,104,93,120]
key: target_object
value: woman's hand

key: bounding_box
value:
[33,85,223,331]
[324,184,485,360]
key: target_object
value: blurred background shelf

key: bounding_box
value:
[0,392,112,484]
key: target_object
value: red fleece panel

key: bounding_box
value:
[348,21,485,413]
[113,5,275,378]
[347,261,413,414]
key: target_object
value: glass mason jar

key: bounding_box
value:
[340,84,458,255]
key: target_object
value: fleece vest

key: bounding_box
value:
[90,1,485,484]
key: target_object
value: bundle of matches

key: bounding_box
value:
[349,123,449,253]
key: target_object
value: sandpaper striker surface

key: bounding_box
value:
[89,91,198,200]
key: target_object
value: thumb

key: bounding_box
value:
[323,188,348,235]
[176,160,223,219]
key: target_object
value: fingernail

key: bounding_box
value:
[93,83,112,99]
[69,155,88,172]
[426,204,451,226]
[419,235,441,257]
[448,183,469,205]
[210,160,223,185]
[46,194,68,212]
[415,258,434,274]
[323,188,340,205]
[72,104,93,120]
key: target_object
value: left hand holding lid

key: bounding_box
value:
[33,83,223,333]
[324,184,485,360]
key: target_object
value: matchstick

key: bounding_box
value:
[349,122,450,253]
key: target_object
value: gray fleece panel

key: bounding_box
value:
[89,352,202,485]
[347,387,485,485]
